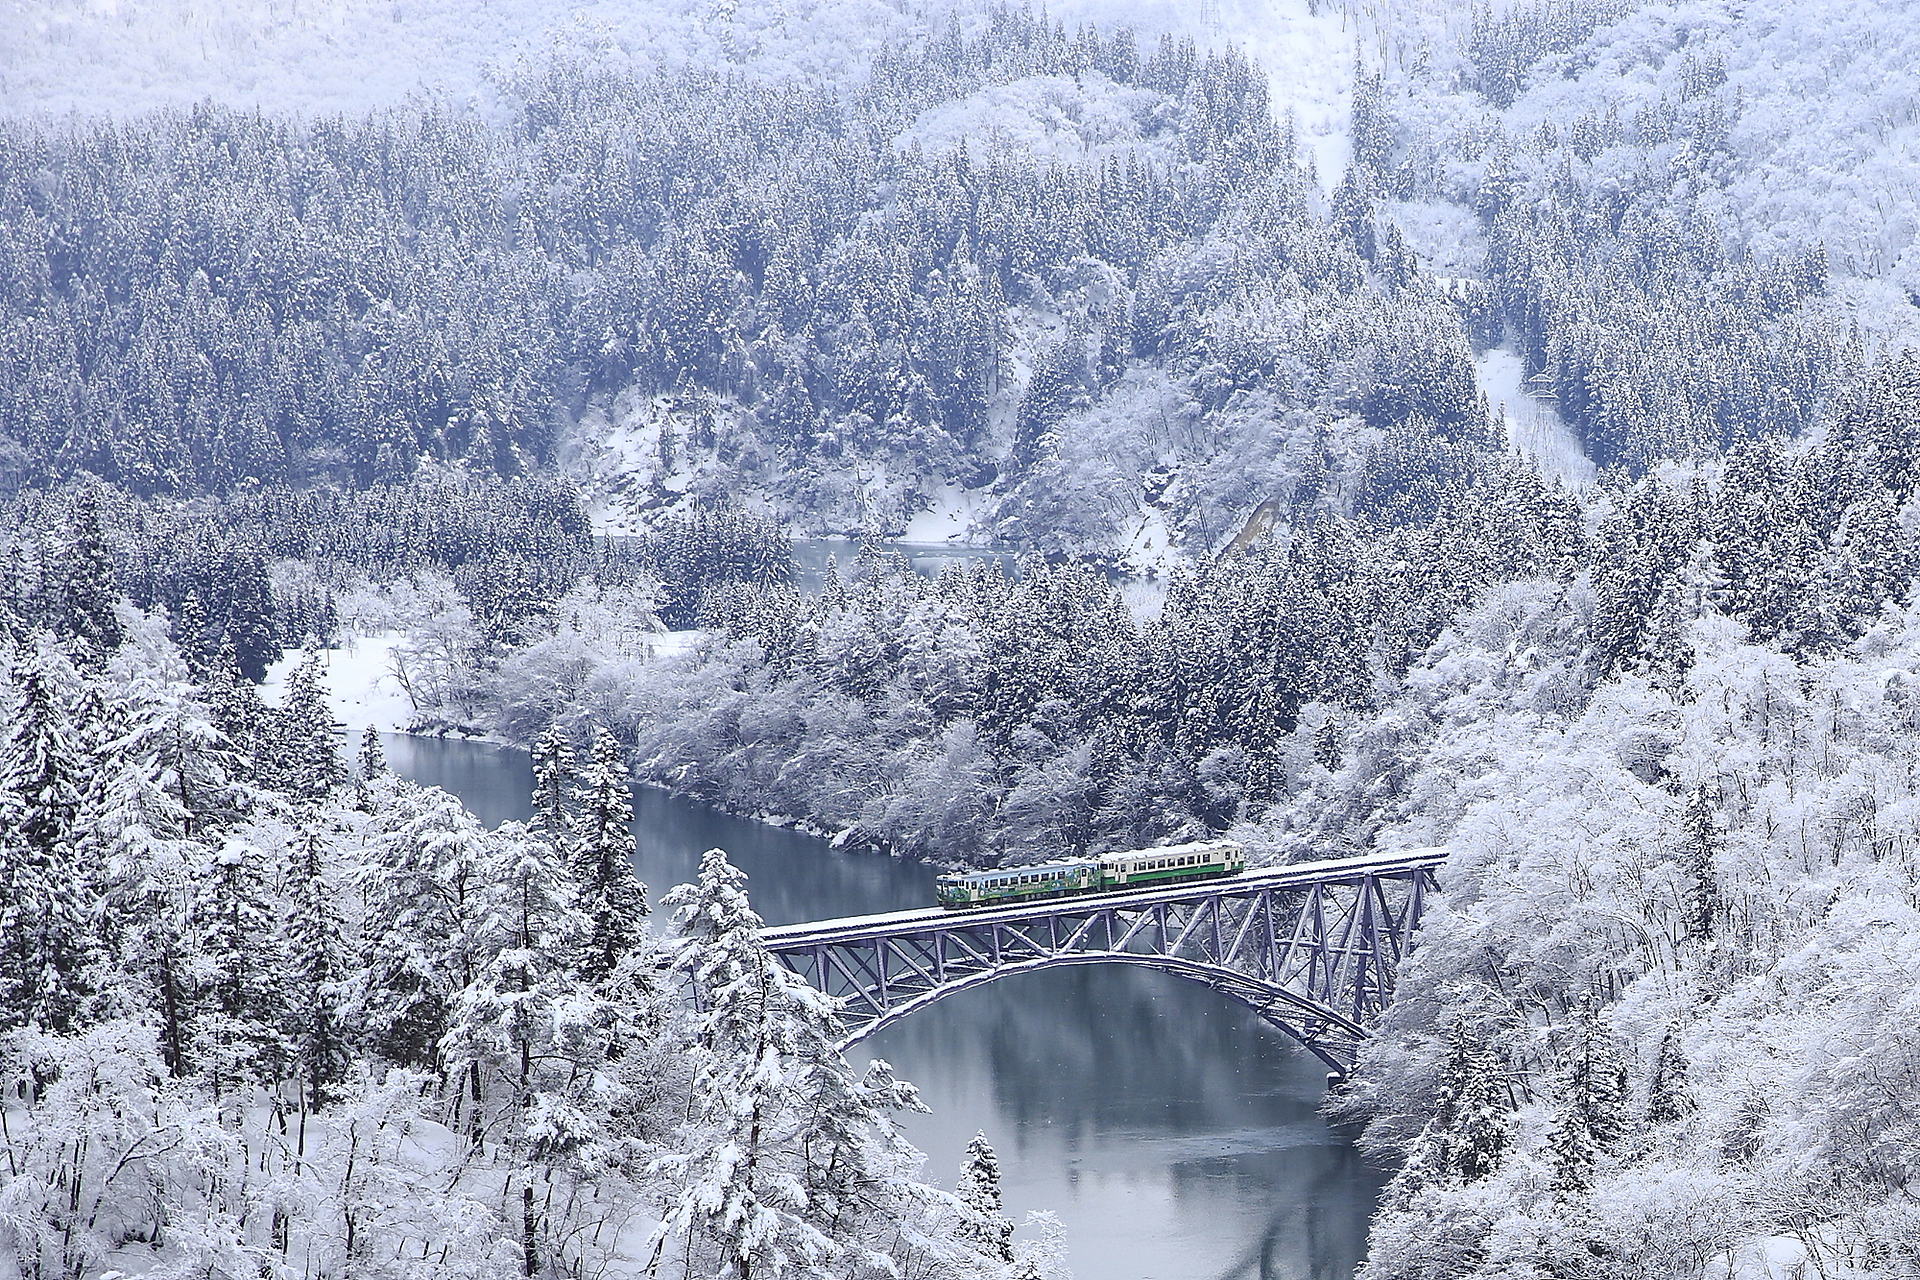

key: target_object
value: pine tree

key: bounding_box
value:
[440,816,618,1260]
[0,645,97,1032]
[957,1131,1016,1263]
[79,640,250,1067]
[656,847,833,1278]
[529,723,574,851]
[195,834,289,1097]
[43,494,125,660]
[349,782,488,1072]
[571,727,647,985]
[1545,1021,1629,1200]
[271,646,347,801]
[221,554,281,682]
[1645,1023,1694,1127]
[1545,1088,1600,1201]
[1349,62,1392,179]
[1386,1022,1513,1200]
[656,848,924,1279]
[358,726,386,780]
[173,590,215,674]
[78,698,204,1076]
[284,825,350,1112]
[1448,1035,1515,1182]
[200,642,269,762]
[1679,784,1722,944]
[104,651,250,840]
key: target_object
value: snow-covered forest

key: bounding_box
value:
[0,597,1040,1278]
[8,0,1920,1275]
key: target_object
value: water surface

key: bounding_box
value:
[385,733,1383,1280]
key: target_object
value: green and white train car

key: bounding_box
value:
[935,839,1247,910]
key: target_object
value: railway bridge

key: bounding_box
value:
[760,847,1445,1075]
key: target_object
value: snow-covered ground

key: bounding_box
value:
[900,481,991,544]
[1707,1235,1817,1280]
[1,0,1357,141]
[575,390,700,537]
[0,0,917,119]
[261,633,418,737]
[1475,345,1596,492]
[1051,0,1358,190]
[1221,0,1357,191]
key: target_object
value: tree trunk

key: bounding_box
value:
[523,1182,539,1278]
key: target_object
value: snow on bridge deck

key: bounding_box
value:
[759,846,1449,947]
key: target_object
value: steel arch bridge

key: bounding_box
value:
[760,847,1445,1075]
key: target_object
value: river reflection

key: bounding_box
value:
[382,733,1383,1280]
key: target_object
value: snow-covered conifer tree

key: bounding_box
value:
[358,725,386,780]
[77,634,248,1069]
[1678,784,1722,945]
[0,644,98,1032]
[441,820,621,1265]
[655,848,826,1277]
[571,727,647,985]
[101,631,251,841]
[1644,1022,1693,1127]
[195,834,289,1097]
[272,645,347,801]
[1544,1088,1600,1201]
[349,782,487,1072]
[284,824,351,1113]
[1386,1023,1513,1201]
[1544,1021,1629,1200]
[655,847,955,1279]
[42,494,124,661]
[956,1131,1015,1263]
[441,820,591,1125]
[200,642,269,761]
[529,722,574,850]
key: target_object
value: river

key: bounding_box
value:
[385,733,1384,1280]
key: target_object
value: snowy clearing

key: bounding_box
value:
[901,482,992,544]
[261,633,418,737]
[1476,345,1596,492]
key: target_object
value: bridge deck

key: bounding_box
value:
[761,847,1447,947]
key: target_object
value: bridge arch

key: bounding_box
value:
[840,951,1369,1074]
[761,848,1444,1076]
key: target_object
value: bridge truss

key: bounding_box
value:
[760,847,1444,1075]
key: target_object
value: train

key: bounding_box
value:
[934,838,1248,910]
